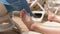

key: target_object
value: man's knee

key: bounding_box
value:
[0,3,7,16]
[0,3,9,22]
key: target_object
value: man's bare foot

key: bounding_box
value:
[45,6,55,21]
[47,10,55,21]
[20,9,34,30]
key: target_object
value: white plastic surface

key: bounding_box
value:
[42,21,60,27]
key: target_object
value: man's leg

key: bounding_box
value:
[20,9,34,30]
[20,9,60,34]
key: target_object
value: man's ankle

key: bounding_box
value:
[30,23,37,30]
